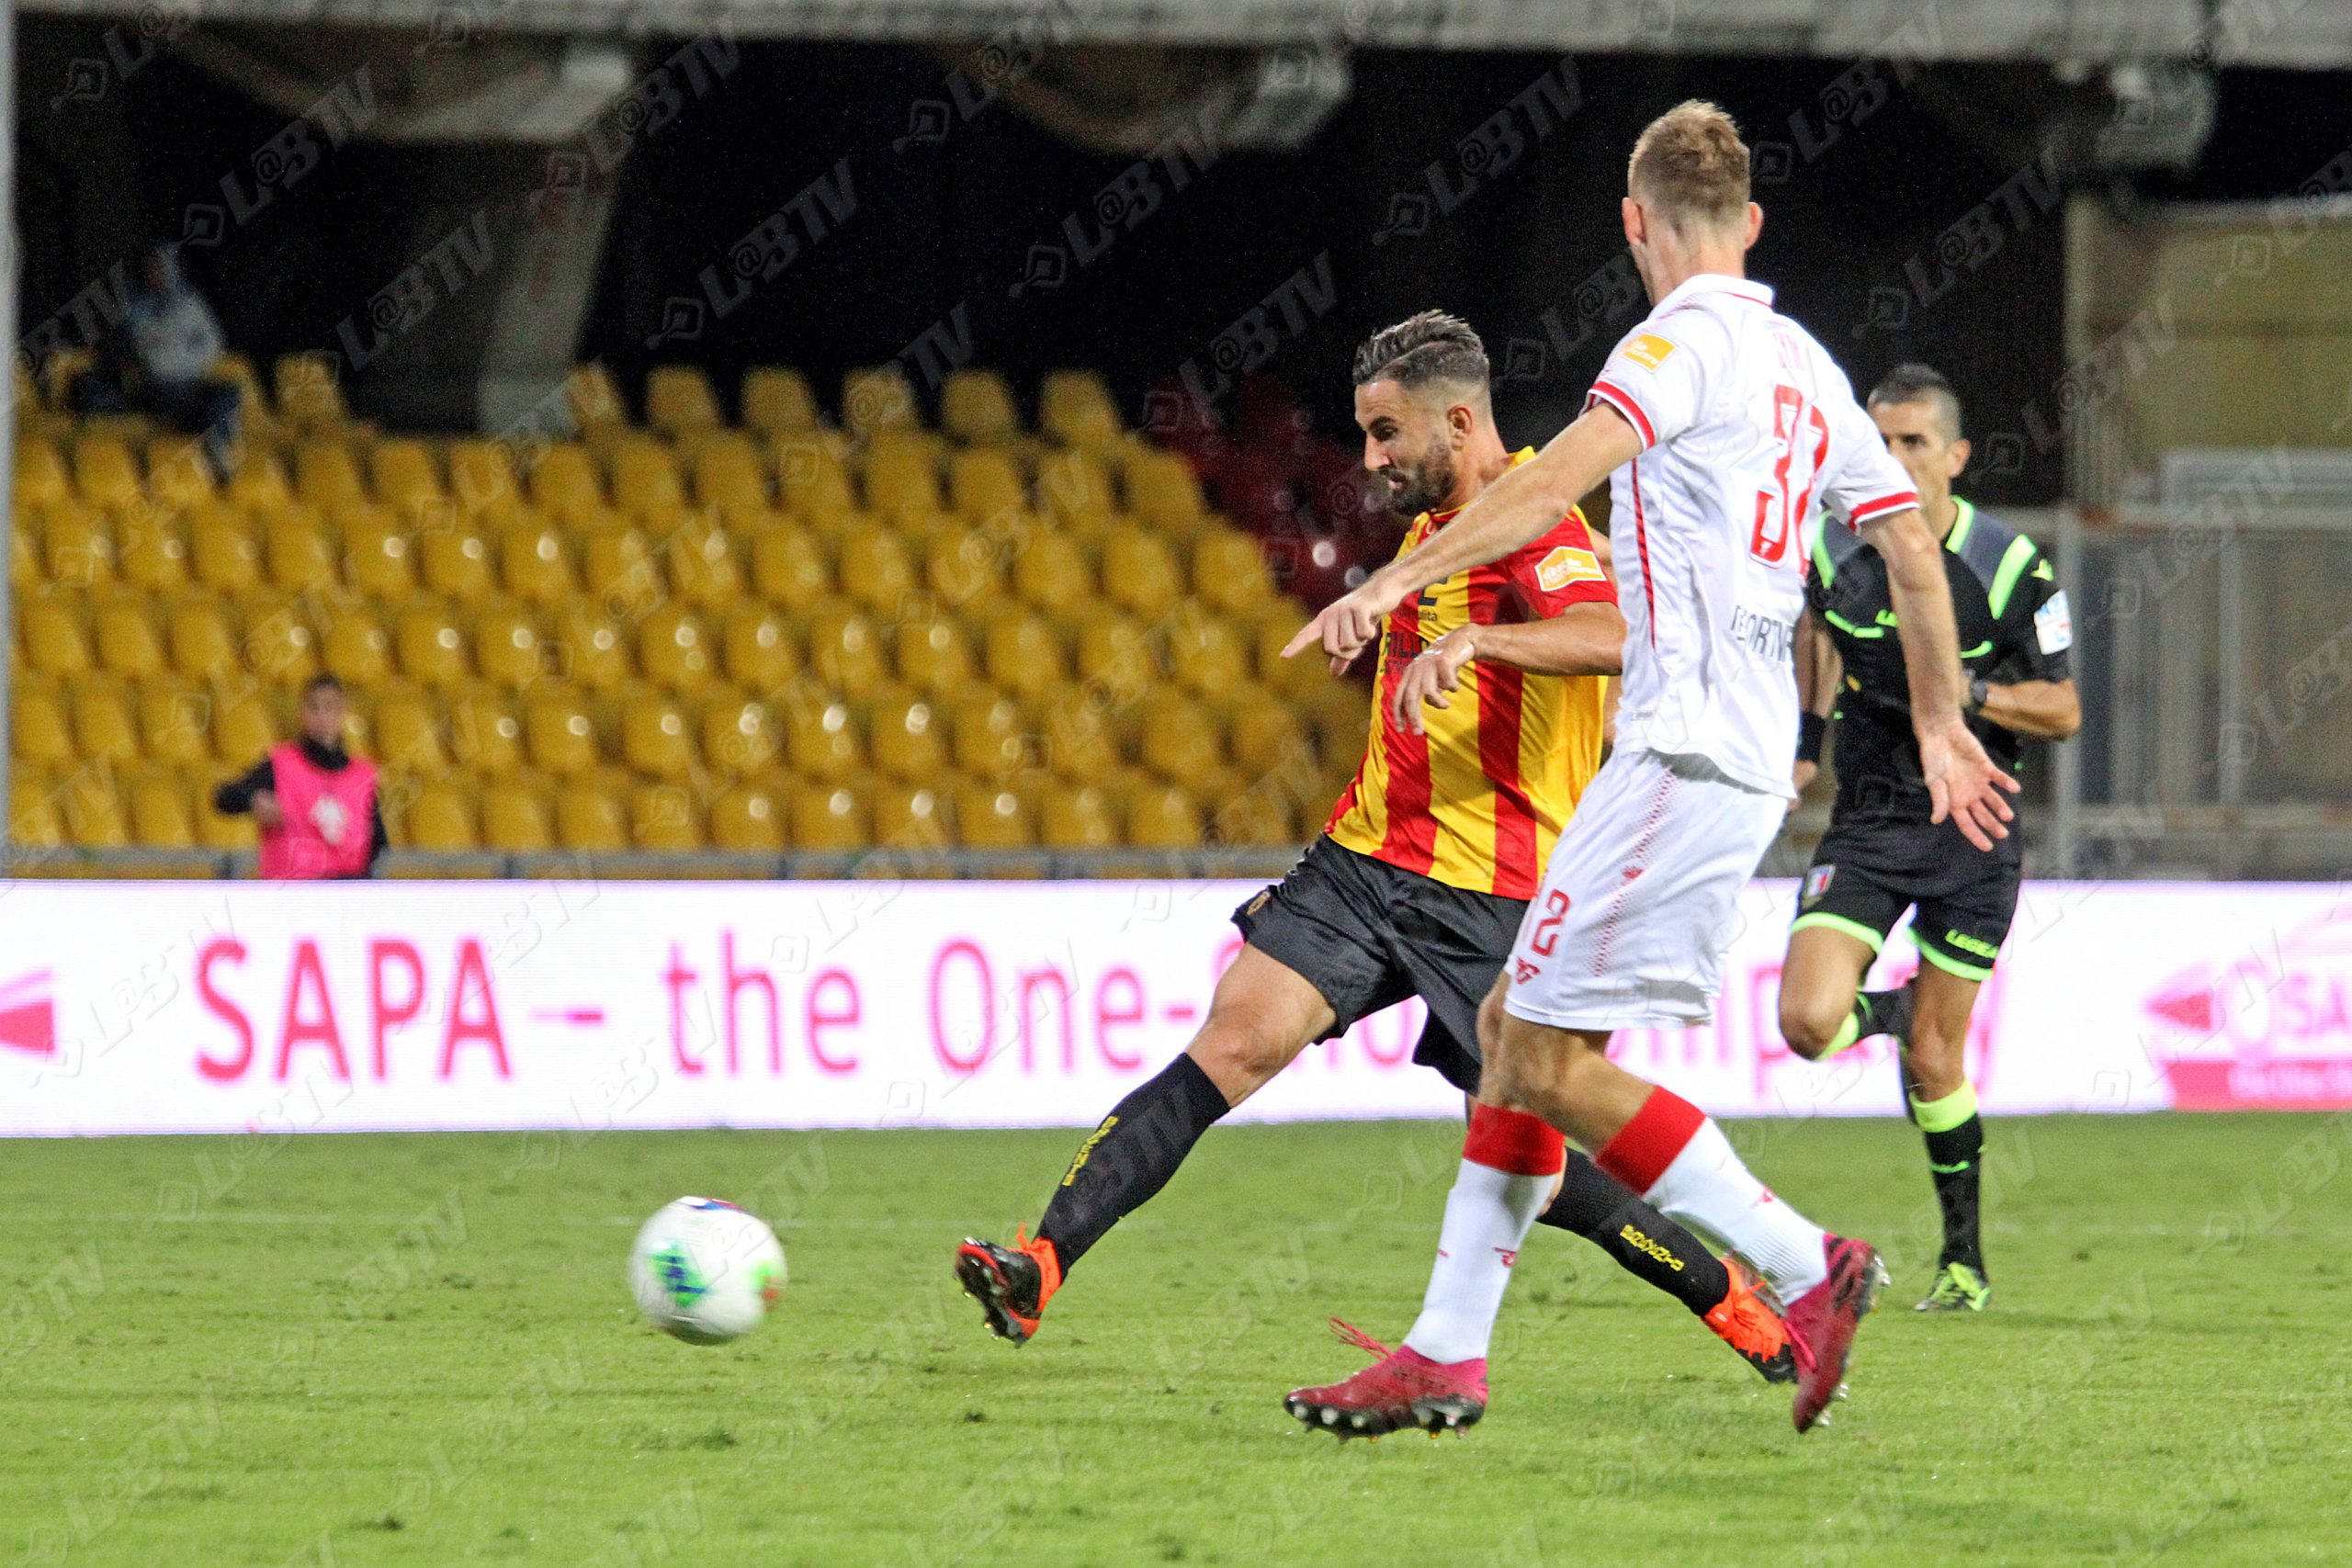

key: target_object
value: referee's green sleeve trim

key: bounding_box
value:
[1812,523,1837,588]
[1944,497,1976,556]
[1791,911,1885,953]
[1986,535,2040,619]
[1913,928,1997,982]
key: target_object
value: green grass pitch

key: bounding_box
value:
[4,1113,2348,1565]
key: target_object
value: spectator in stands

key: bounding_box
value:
[214,676,387,879]
[71,244,241,473]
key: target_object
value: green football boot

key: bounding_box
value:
[1915,1260,1991,1312]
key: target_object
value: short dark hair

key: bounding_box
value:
[301,673,345,700]
[1868,363,1963,440]
[1351,310,1488,393]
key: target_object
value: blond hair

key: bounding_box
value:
[1628,99,1749,234]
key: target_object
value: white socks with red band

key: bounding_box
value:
[1402,1104,1566,1366]
[1596,1086,1829,1303]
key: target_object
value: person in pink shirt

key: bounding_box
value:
[213,675,386,879]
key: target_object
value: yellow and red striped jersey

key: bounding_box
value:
[1323,454,1616,900]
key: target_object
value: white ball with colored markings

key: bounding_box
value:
[628,1197,786,1345]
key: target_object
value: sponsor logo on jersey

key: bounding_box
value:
[2036,590,2073,653]
[1622,333,1677,370]
[1802,864,1836,906]
[1535,544,1603,591]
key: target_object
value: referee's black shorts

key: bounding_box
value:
[1793,812,2021,982]
[1231,836,1522,1095]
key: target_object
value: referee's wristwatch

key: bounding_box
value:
[1963,675,1991,716]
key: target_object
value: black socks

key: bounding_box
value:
[1539,1151,1730,1315]
[1036,1055,1231,1272]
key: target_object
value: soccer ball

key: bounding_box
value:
[628,1197,786,1345]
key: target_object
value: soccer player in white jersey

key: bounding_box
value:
[1279,101,2017,1438]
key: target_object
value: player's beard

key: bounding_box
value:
[1382,436,1456,517]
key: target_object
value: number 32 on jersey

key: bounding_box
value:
[1751,383,1828,568]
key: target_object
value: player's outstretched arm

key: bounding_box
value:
[1391,603,1626,734]
[1863,506,2019,850]
[1978,679,2080,740]
[1284,406,1643,671]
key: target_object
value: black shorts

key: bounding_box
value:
[1232,837,1523,1095]
[1793,814,2020,982]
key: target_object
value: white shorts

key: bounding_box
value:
[1502,747,1785,1032]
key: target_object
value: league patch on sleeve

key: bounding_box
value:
[1536,545,1604,591]
[1621,333,1677,370]
[2035,590,2073,653]
[1802,864,1836,906]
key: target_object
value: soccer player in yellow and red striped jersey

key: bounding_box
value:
[956,311,1793,1386]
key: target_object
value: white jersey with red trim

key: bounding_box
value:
[1585,272,1918,796]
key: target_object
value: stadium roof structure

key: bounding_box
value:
[16,0,2352,65]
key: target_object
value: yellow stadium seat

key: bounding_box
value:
[1209,788,1296,847]
[529,442,605,523]
[239,596,322,684]
[373,687,447,773]
[61,769,131,848]
[448,440,523,519]
[167,599,241,680]
[721,606,797,692]
[12,515,42,591]
[1126,784,1202,849]
[321,610,394,685]
[496,521,574,606]
[40,349,94,413]
[1040,369,1121,447]
[869,696,946,783]
[526,691,600,776]
[395,606,470,689]
[1167,604,1250,694]
[567,363,628,431]
[708,782,786,851]
[225,452,295,517]
[664,514,743,610]
[16,438,71,510]
[480,778,555,852]
[783,697,860,782]
[1101,527,1184,619]
[401,783,479,851]
[775,435,858,517]
[1220,692,1305,770]
[701,694,779,774]
[837,529,915,615]
[864,441,943,518]
[294,441,368,513]
[144,440,217,509]
[21,599,93,678]
[613,437,687,517]
[741,367,820,436]
[42,502,115,587]
[12,682,74,765]
[474,604,545,689]
[1074,613,1153,694]
[554,781,629,852]
[1142,698,1223,781]
[126,767,198,847]
[639,605,717,694]
[951,695,1029,778]
[806,607,889,700]
[447,689,525,777]
[622,694,696,780]
[1126,450,1206,527]
[263,513,336,592]
[947,447,1024,519]
[189,507,263,594]
[10,768,64,849]
[580,524,660,604]
[72,434,142,509]
[1034,448,1119,531]
[1193,529,1274,615]
[871,782,950,851]
[117,507,190,590]
[942,369,1020,446]
[548,606,633,691]
[843,366,919,436]
[93,595,165,678]
[369,439,442,508]
[691,435,770,516]
[792,783,866,850]
[924,530,1003,610]
[749,523,831,604]
[979,614,1066,703]
[137,681,211,766]
[419,525,496,602]
[894,618,973,699]
[343,509,414,598]
[956,783,1033,849]
[628,782,703,850]
[275,354,350,428]
[1251,607,1323,696]
[646,366,722,436]
[188,763,253,851]
[213,694,278,766]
